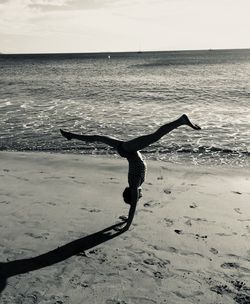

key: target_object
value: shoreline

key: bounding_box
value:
[0,149,249,170]
[0,151,249,303]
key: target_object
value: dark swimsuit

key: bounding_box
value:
[117,143,135,158]
[117,143,147,187]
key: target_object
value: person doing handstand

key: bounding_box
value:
[60,114,201,226]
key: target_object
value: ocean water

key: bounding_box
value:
[0,49,249,167]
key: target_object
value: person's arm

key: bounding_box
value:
[126,186,139,228]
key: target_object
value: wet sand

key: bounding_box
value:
[0,151,249,304]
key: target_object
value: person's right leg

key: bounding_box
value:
[123,114,201,152]
[60,129,122,149]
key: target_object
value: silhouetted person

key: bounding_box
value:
[60,114,201,224]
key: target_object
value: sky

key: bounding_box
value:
[0,0,250,54]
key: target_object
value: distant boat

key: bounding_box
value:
[108,55,111,59]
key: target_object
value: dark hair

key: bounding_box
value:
[123,187,131,205]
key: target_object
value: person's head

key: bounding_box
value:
[122,187,142,205]
[123,187,131,205]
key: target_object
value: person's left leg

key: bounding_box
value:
[122,114,200,152]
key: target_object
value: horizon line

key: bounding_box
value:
[1,47,250,56]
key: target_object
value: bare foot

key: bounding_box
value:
[60,129,72,140]
[181,114,201,130]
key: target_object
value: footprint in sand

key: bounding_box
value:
[25,232,49,239]
[139,209,153,213]
[210,284,231,295]
[69,275,88,288]
[189,203,198,208]
[221,262,250,273]
[221,262,240,269]
[154,271,164,279]
[234,293,250,304]
[46,202,56,206]
[167,246,178,253]
[80,207,101,213]
[0,200,10,205]
[163,218,174,227]
[163,188,171,194]
[185,219,192,226]
[49,295,69,304]
[232,191,242,195]
[25,232,43,239]
[195,234,208,240]
[87,248,108,264]
[174,229,208,240]
[231,280,246,291]
[234,208,242,214]
[143,258,170,268]
[211,282,250,303]
[24,291,42,304]
[183,216,210,222]
[89,208,101,213]
[143,258,157,266]
[69,275,80,288]
[174,229,184,235]
[210,248,219,255]
[143,201,160,208]
[88,248,102,255]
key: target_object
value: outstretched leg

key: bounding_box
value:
[60,129,122,149]
[123,114,201,152]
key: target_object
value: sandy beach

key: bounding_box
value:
[0,151,249,304]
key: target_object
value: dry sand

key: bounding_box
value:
[0,151,249,304]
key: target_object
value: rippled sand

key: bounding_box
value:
[0,152,249,303]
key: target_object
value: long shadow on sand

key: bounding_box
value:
[0,206,136,295]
